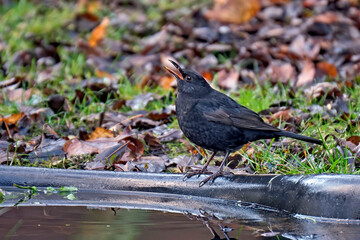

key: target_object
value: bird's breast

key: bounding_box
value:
[176,100,247,151]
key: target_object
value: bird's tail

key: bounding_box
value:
[277,131,323,145]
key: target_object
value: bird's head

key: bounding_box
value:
[164,60,212,95]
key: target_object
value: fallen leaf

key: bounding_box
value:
[95,69,114,79]
[268,109,293,123]
[121,136,144,160]
[314,12,340,24]
[0,112,24,125]
[205,0,260,24]
[144,133,162,151]
[269,0,289,3]
[304,82,342,100]
[87,142,130,169]
[43,124,58,136]
[0,76,23,89]
[126,93,155,111]
[89,127,114,140]
[159,75,175,89]
[63,137,119,156]
[316,61,338,77]
[296,60,315,87]
[347,136,360,146]
[112,99,126,110]
[146,105,176,121]
[48,95,67,113]
[217,69,239,90]
[28,137,66,162]
[131,157,166,173]
[266,62,295,84]
[88,16,110,47]
[6,88,40,104]
[201,71,213,81]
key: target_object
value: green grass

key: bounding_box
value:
[0,1,358,175]
[0,1,73,57]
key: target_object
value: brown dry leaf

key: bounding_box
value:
[304,82,342,100]
[144,133,162,150]
[77,39,107,57]
[112,99,126,110]
[121,136,144,160]
[28,137,66,162]
[269,0,289,3]
[63,137,119,156]
[87,142,131,170]
[88,16,110,47]
[48,95,68,113]
[217,69,239,90]
[159,75,175,90]
[95,69,114,79]
[267,62,295,84]
[205,0,260,24]
[89,127,114,140]
[0,76,23,89]
[347,136,360,146]
[339,138,357,153]
[0,112,24,125]
[296,60,315,87]
[6,88,40,104]
[63,139,99,156]
[316,61,338,77]
[314,12,340,24]
[43,124,58,136]
[147,106,176,121]
[268,109,293,123]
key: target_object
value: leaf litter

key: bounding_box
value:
[0,0,360,174]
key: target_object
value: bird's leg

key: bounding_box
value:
[199,151,230,187]
[183,151,217,180]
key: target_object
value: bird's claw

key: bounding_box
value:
[199,170,224,187]
[183,167,210,181]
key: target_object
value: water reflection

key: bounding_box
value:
[0,206,262,240]
[1,186,360,240]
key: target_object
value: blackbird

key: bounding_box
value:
[164,60,322,186]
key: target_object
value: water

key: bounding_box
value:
[0,206,262,240]
[1,186,359,240]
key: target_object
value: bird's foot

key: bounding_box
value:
[183,167,211,181]
[199,169,224,187]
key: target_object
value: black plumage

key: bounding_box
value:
[164,60,322,186]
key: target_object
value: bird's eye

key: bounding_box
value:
[186,76,192,81]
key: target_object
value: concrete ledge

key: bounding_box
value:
[0,166,359,220]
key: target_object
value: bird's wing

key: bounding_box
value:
[201,99,281,132]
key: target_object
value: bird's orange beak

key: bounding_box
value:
[163,60,184,80]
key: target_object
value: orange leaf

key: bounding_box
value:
[86,0,101,14]
[316,61,338,77]
[205,0,260,24]
[0,112,24,125]
[77,0,101,14]
[159,75,175,90]
[89,127,113,140]
[270,0,290,3]
[88,16,110,47]
[201,71,213,81]
[95,69,114,78]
